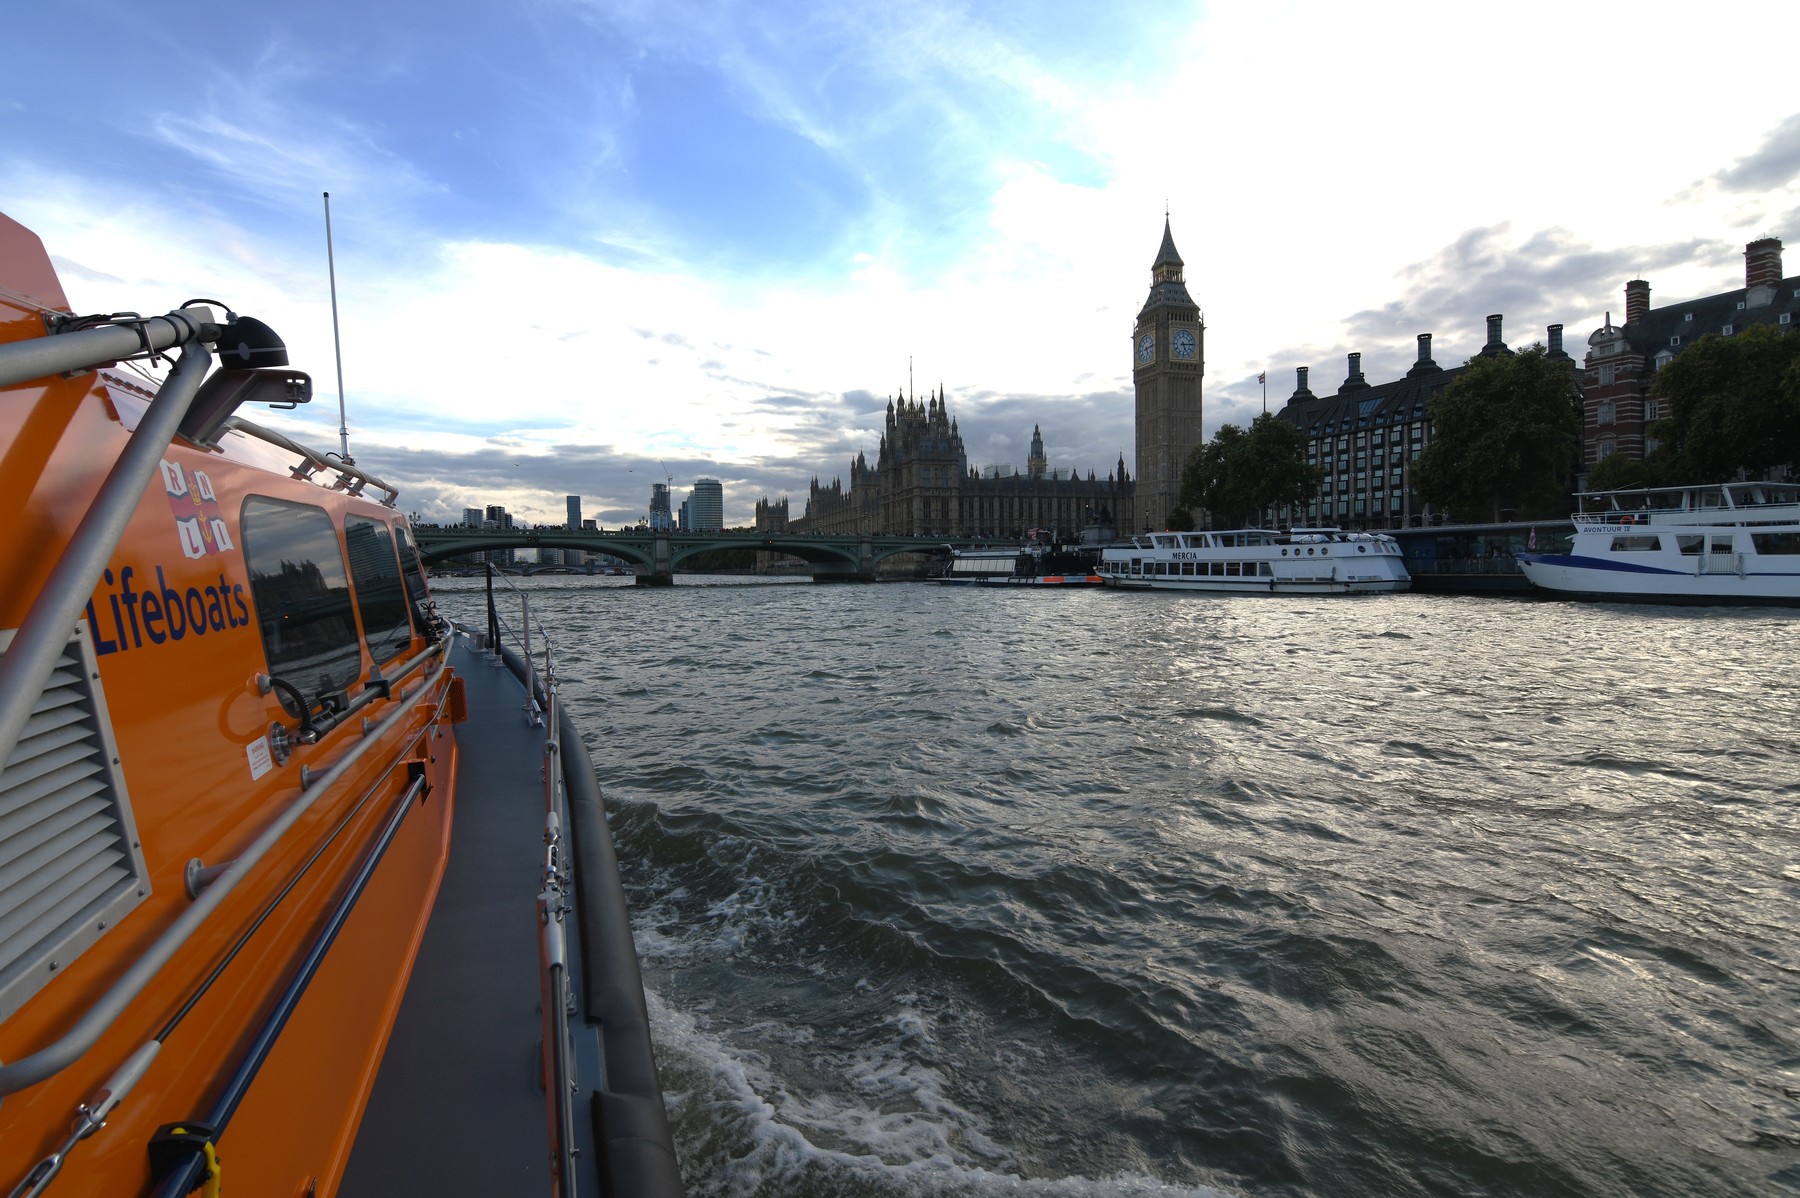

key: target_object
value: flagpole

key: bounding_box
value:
[1261,371,1267,414]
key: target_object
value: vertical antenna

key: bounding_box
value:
[323,191,353,464]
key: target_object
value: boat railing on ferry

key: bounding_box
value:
[1099,527,1411,594]
[0,210,681,1197]
[1517,481,1800,604]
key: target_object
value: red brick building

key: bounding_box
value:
[1580,237,1800,476]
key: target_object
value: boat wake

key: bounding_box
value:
[644,987,1234,1198]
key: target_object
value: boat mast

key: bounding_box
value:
[323,191,353,465]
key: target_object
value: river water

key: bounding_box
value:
[430,578,1799,1198]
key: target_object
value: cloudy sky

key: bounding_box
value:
[6,1,1798,527]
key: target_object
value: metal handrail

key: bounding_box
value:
[267,629,448,750]
[0,341,213,800]
[483,563,580,1193]
[0,634,454,1099]
[146,770,432,1198]
[483,565,556,721]
[221,414,399,506]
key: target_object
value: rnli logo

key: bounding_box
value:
[161,460,234,559]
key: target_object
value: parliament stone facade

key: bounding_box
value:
[798,389,1132,539]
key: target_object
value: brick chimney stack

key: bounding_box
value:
[1547,324,1566,359]
[1292,365,1314,399]
[1624,280,1650,324]
[1341,352,1368,392]
[1746,238,1783,307]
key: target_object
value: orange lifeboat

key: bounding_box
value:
[0,212,679,1196]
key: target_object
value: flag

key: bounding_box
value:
[1527,527,1537,551]
[1257,371,1265,385]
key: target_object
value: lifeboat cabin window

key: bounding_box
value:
[394,524,433,613]
[345,516,413,665]
[243,498,364,715]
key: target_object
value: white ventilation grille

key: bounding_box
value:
[0,623,150,1022]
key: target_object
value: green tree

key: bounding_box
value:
[1649,323,1800,482]
[1412,345,1580,522]
[1179,413,1322,528]
[1582,451,1649,500]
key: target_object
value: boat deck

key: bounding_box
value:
[340,635,571,1196]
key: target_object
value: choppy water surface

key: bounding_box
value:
[432,580,1800,1197]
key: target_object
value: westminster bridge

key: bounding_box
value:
[412,525,956,584]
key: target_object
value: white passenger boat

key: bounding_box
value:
[1515,482,1800,604]
[1099,528,1411,594]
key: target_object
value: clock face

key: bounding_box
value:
[1137,332,1155,364]
[1172,329,1196,360]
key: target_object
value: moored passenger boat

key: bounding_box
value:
[1516,482,1800,604]
[0,212,681,1196]
[1099,527,1411,594]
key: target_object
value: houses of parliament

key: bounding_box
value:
[760,219,1204,541]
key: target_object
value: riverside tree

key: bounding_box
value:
[1582,450,1650,497]
[1412,345,1580,522]
[1178,412,1321,528]
[1648,323,1800,482]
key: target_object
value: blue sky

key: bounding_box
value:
[5,1,1798,526]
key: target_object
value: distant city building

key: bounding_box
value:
[688,478,724,532]
[1132,218,1205,532]
[1273,316,1573,529]
[649,483,672,531]
[1581,236,1799,476]
[461,507,483,528]
[566,495,581,528]
[474,504,513,565]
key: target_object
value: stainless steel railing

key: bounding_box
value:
[479,565,579,1194]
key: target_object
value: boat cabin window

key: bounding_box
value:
[394,523,432,608]
[243,497,364,715]
[1751,533,1800,554]
[346,516,414,665]
[1608,535,1661,552]
[1676,535,1704,556]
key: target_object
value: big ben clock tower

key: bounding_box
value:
[1132,218,1204,531]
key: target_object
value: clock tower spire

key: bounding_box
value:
[1132,217,1204,531]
